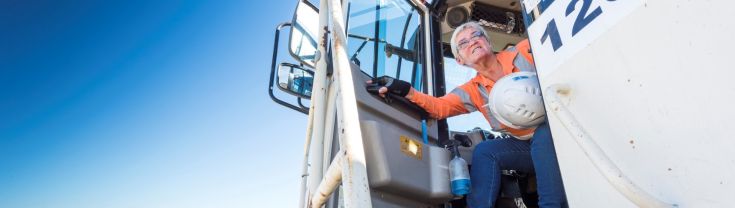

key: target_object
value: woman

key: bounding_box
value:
[370,21,568,207]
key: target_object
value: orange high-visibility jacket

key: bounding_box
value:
[409,39,537,138]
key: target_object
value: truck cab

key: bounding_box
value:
[270,0,535,207]
[269,0,735,207]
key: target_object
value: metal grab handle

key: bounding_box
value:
[545,84,677,208]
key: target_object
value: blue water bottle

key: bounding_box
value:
[449,155,471,195]
[444,134,472,196]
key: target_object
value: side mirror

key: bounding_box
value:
[277,63,314,99]
[289,0,320,68]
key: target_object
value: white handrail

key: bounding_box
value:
[307,0,374,207]
[311,151,344,207]
[545,84,677,208]
[322,78,339,175]
[300,0,333,207]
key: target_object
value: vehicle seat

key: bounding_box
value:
[448,130,539,208]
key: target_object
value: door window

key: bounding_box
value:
[346,0,425,90]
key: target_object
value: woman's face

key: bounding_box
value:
[455,28,493,66]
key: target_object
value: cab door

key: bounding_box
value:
[274,0,455,206]
[340,0,453,206]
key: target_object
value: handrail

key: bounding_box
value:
[329,0,373,204]
[321,77,339,175]
[301,0,332,207]
[311,151,344,207]
[308,0,373,207]
[545,84,677,207]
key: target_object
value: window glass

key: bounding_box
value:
[346,0,424,89]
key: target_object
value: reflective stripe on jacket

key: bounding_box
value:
[409,39,537,138]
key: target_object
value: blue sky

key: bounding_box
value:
[1,0,307,207]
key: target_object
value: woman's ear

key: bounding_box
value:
[456,55,465,65]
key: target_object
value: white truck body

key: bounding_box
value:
[526,0,735,207]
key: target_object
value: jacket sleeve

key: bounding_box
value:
[408,87,474,120]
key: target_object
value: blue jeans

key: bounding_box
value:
[467,122,568,208]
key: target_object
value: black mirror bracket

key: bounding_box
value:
[269,22,309,115]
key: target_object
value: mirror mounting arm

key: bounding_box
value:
[269,22,309,114]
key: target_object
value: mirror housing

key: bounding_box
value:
[277,63,314,99]
[289,0,320,68]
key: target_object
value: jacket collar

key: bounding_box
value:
[471,50,517,88]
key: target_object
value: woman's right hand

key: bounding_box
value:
[366,76,413,99]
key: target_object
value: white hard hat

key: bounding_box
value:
[488,72,546,131]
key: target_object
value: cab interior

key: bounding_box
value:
[436,0,527,54]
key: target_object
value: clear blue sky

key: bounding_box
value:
[1,0,307,207]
